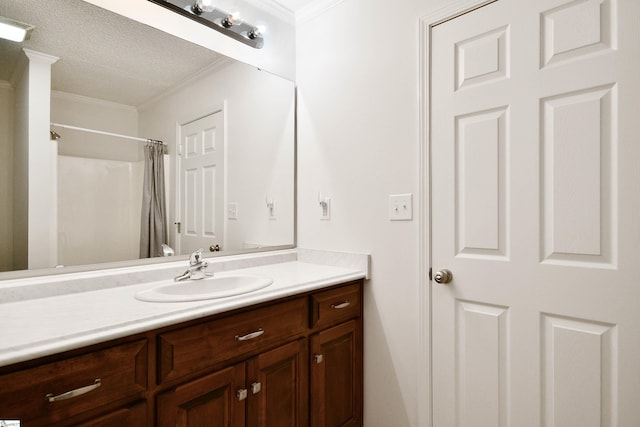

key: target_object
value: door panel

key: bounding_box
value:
[430,0,640,425]
[310,320,362,427]
[178,111,224,254]
[246,340,308,427]
[157,364,245,427]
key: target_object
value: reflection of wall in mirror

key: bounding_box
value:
[138,60,295,253]
[57,155,143,266]
[52,92,144,267]
[0,84,14,272]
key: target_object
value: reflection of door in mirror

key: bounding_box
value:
[177,111,225,255]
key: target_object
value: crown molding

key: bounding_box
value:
[246,0,295,23]
[296,0,345,24]
[22,48,59,65]
[51,91,138,113]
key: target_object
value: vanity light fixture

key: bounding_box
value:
[147,0,264,49]
[191,0,214,15]
[0,16,35,43]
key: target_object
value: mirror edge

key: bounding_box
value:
[0,244,296,281]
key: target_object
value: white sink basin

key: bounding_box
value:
[135,274,273,302]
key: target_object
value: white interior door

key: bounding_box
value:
[178,110,225,255]
[430,0,640,425]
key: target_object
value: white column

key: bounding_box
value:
[23,49,59,269]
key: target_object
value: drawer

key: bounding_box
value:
[0,340,148,425]
[311,282,361,330]
[74,400,147,427]
[158,297,308,383]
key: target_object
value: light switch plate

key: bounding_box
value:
[389,194,412,221]
[227,203,238,220]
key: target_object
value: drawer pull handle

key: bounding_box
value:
[46,379,101,403]
[235,328,264,341]
[331,301,350,309]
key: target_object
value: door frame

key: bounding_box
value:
[174,103,227,256]
[417,2,497,426]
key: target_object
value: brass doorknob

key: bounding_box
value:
[433,269,452,284]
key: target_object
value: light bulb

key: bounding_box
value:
[191,0,214,15]
[248,25,264,40]
[221,12,242,28]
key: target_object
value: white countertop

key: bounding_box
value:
[0,260,366,367]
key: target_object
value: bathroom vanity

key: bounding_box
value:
[0,255,366,426]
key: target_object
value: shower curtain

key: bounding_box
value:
[139,142,167,258]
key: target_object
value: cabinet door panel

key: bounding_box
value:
[311,320,362,427]
[157,364,245,427]
[247,339,308,427]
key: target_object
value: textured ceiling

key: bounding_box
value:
[0,0,228,106]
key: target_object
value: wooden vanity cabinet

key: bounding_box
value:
[0,339,148,426]
[309,284,363,427]
[157,363,246,426]
[158,339,309,427]
[0,279,363,427]
[310,321,362,427]
[73,401,147,427]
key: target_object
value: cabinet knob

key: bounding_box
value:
[315,354,324,364]
[237,388,248,401]
[251,382,261,394]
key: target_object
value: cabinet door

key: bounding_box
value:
[157,364,245,427]
[310,320,362,427]
[247,339,308,427]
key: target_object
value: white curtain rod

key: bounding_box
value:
[50,122,165,145]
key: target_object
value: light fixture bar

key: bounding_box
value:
[0,16,35,43]
[147,0,264,49]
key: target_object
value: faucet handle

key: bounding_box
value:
[189,248,204,265]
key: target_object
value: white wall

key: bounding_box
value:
[0,82,14,272]
[52,92,143,267]
[296,0,448,425]
[138,60,295,252]
[52,92,141,162]
[12,59,29,271]
[57,156,143,267]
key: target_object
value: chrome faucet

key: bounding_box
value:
[174,249,213,281]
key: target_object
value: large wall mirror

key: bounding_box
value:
[0,0,295,278]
